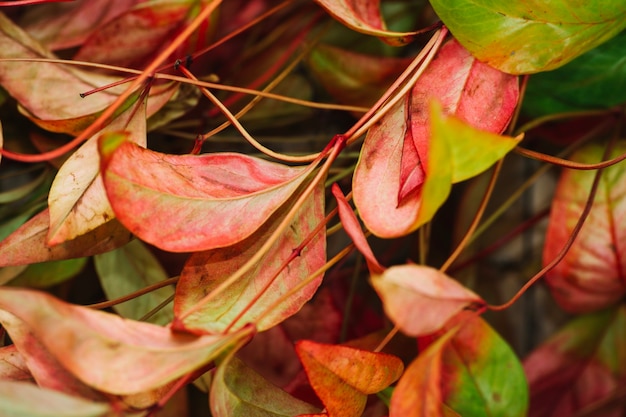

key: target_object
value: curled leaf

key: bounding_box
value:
[100,137,317,252]
[371,264,484,336]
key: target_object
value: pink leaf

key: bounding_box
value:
[0,345,32,382]
[173,181,326,333]
[99,136,318,252]
[0,288,252,395]
[371,264,484,336]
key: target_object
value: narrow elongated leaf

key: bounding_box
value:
[430,0,626,73]
[296,340,404,417]
[0,381,112,417]
[353,39,518,237]
[173,181,326,333]
[47,94,146,245]
[371,264,484,336]
[524,31,626,117]
[524,305,626,417]
[544,141,626,313]
[100,137,317,252]
[94,240,174,325]
[0,209,132,267]
[313,0,419,45]
[0,288,252,395]
[210,354,320,417]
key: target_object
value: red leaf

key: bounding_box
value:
[0,288,252,395]
[331,184,384,275]
[544,141,626,313]
[353,39,518,237]
[524,305,626,417]
[99,136,317,252]
[173,181,326,333]
[296,340,404,417]
[371,264,484,336]
[0,209,132,267]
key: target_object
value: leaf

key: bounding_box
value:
[21,0,140,50]
[312,0,419,45]
[430,0,626,74]
[523,30,626,117]
[524,305,626,417]
[94,240,174,325]
[0,287,252,395]
[307,43,411,108]
[296,340,404,417]
[353,39,518,238]
[0,345,32,382]
[331,183,384,275]
[47,93,146,245]
[390,329,457,417]
[210,354,320,417]
[74,0,213,68]
[370,264,484,336]
[430,101,522,183]
[99,137,318,252]
[438,312,528,417]
[544,140,626,313]
[173,180,326,334]
[0,380,113,417]
[9,258,88,288]
[0,209,132,267]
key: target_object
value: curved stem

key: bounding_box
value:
[515,145,626,170]
[88,277,179,310]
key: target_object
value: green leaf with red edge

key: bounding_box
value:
[0,209,132,267]
[74,0,215,68]
[430,0,626,74]
[307,44,411,109]
[172,180,326,334]
[331,183,384,275]
[312,0,420,45]
[296,340,404,417]
[353,39,518,238]
[0,381,113,417]
[21,0,139,50]
[438,312,528,417]
[0,287,253,395]
[99,136,318,252]
[371,264,484,336]
[543,140,626,313]
[210,354,320,417]
[524,305,626,417]
[47,93,146,246]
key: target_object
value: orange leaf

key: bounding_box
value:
[296,340,404,417]
[99,137,318,252]
[371,264,484,336]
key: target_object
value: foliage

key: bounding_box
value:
[0,0,625,416]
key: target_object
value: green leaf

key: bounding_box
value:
[94,239,174,325]
[210,354,320,417]
[430,0,626,74]
[9,258,87,288]
[429,101,522,184]
[523,30,626,116]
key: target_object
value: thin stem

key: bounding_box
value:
[515,145,626,170]
[139,294,175,322]
[0,0,71,5]
[514,109,615,136]
[374,325,400,353]
[88,277,179,310]
[440,159,503,272]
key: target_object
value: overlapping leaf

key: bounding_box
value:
[173,181,326,334]
[210,354,320,417]
[0,346,31,382]
[94,240,174,325]
[544,141,626,313]
[524,305,626,417]
[47,93,146,246]
[99,135,318,252]
[0,288,251,395]
[353,39,518,237]
[0,209,132,267]
[313,0,419,45]
[296,340,404,417]
[430,0,626,74]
